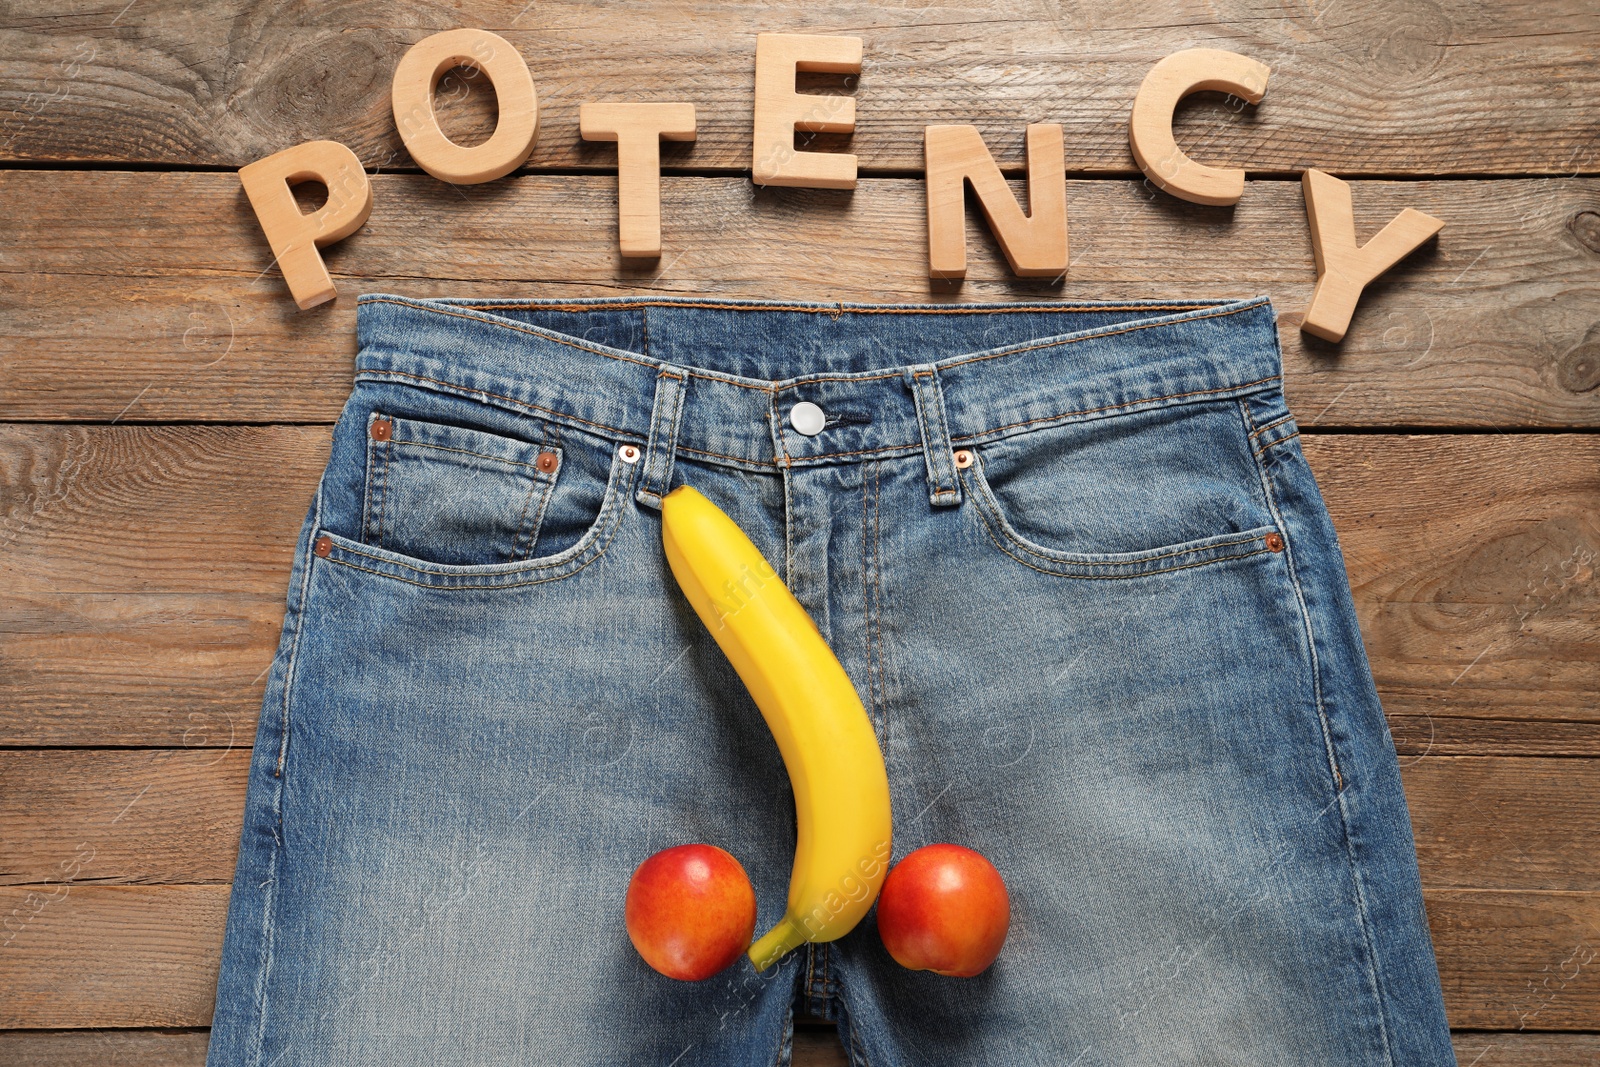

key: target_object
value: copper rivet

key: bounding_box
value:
[536,450,559,473]
[370,416,392,442]
[313,534,332,557]
[619,445,641,463]
[1266,532,1285,553]
[952,449,974,469]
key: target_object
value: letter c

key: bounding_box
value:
[1129,48,1270,206]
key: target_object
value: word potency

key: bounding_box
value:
[239,30,1441,343]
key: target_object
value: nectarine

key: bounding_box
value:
[876,843,1010,977]
[625,844,757,981]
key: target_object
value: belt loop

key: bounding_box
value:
[635,366,688,510]
[905,363,961,507]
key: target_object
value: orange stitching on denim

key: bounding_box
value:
[324,552,608,590]
[362,369,636,437]
[796,441,925,462]
[368,299,1267,406]
[510,476,542,561]
[962,461,1275,568]
[1254,430,1301,458]
[771,369,908,389]
[321,471,628,589]
[872,460,886,738]
[364,297,1262,385]
[640,371,689,503]
[375,434,392,548]
[778,409,795,470]
[387,437,549,469]
[971,505,1276,580]
[683,369,773,391]
[457,300,1219,315]
[361,298,658,367]
[675,442,777,465]
[1249,413,1295,441]
[941,302,1262,371]
[950,375,1282,442]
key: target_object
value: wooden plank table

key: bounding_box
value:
[2,2,1596,1063]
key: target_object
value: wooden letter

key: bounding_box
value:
[238,140,373,310]
[752,33,862,189]
[1300,168,1443,342]
[392,28,538,184]
[580,102,697,258]
[1129,48,1270,206]
[925,124,1068,279]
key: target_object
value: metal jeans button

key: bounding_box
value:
[789,401,826,436]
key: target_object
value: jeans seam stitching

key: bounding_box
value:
[638,371,685,504]
[361,369,636,437]
[389,296,1228,316]
[385,438,550,468]
[360,371,1281,469]
[375,437,392,548]
[660,371,688,496]
[846,1015,873,1067]
[1244,407,1398,1067]
[911,373,938,498]
[251,481,321,1066]
[861,463,880,726]
[872,461,886,737]
[957,375,1282,441]
[980,524,1277,580]
[509,477,551,562]
[965,459,1273,569]
[322,541,613,590]
[319,458,634,588]
[1255,430,1302,458]
[1249,413,1296,440]
[772,1006,792,1067]
[915,370,959,499]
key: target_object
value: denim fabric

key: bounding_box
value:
[206,294,1456,1067]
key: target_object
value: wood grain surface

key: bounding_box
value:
[2,172,1598,426]
[0,1,1595,176]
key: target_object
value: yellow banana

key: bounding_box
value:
[660,485,893,971]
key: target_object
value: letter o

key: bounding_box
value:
[391,28,538,184]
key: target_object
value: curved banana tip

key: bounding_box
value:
[748,918,809,972]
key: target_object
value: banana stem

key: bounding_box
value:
[748,918,809,971]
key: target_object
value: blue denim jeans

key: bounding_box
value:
[207,294,1456,1067]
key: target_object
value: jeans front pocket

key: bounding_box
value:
[960,396,1284,578]
[362,411,560,567]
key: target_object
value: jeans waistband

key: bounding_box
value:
[353,294,1284,504]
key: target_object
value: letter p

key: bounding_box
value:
[238,140,373,310]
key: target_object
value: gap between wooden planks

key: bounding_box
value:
[0,0,1595,177]
[0,172,1597,426]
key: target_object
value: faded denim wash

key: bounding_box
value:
[206,294,1457,1067]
